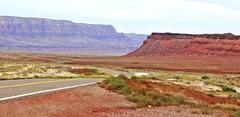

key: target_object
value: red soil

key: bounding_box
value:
[0,85,228,117]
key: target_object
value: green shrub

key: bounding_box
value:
[173,76,181,79]
[127,90,187,106]
[127,92,152,106]
[117,74,129,79]
[104,77,125,90]
[231,110,240,117]
[103,76,187,107]
[229,94,240,99]
[69,68,101,76]
[201,76,210,80]
[222,86,237,93]
[154,93,186,105]
[131,76,138,80]
[120,86,132,96]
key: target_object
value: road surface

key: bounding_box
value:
[0,78,102,101]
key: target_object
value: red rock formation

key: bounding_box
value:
[127,32,240,57]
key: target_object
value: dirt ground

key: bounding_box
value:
[1,52,240,74]
[68,56,240,74]
[0,85,228,117]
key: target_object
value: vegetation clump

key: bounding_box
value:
[101,76,188,107]
[70,68,101,76]
[221,86,237,93]
[201,76,210,80]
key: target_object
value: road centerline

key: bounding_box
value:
[0,79,81,89]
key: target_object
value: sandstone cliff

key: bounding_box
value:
[0,16,126,39]
[127,33,240,57]
[0,16,146,54]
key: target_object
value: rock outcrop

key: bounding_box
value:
[127,32,240,57]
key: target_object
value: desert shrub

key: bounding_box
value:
[172,76,181,79]
[229,93,240,99]
[212,103,240,111]
[120,86,132,96]
[127,92,152,106]
[231,110,240,117]
[102,76,187,107]
[127,91,187,106]
[201,76,210,80]
[34,75,40,78]
[221,86,236,93]
[104,76,126,90]
[69,68,101,76]
[117,74,129,79]
[155,93,186,105]
[131,76,138,80]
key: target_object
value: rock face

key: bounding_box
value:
[127,33,240,57]
[0,16,126,39]
[0,16,146,55]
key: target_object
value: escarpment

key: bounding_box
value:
[127,33,240,57]
[0,16,147,54]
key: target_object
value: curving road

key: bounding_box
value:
[0,78,102,101]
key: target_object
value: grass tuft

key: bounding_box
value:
[231,110,240,117]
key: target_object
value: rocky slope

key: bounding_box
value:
[127,33,240,57]
[0,16,146,55]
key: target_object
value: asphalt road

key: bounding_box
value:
[0,78,102,101]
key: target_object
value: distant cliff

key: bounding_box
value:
[0,16,127,39]
[0,16,146,55]
[127,32,240,57]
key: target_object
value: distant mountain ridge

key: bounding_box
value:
[0,16,147,55]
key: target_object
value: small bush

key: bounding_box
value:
[127,93,152,106]
[212,103,240,111]
[120,86,132,96]
[118,74,129,79]
[229,94,240,99]
[69,68,101,76]
[127,90,187,107]
[131,76,138,80]
[104,77,125,90]
[231,110,240,117]
[201,76,210,80]
[222,86,236,93]
[172,76,181,79]
[102,77,187,107]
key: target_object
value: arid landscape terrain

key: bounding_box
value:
[0,13,240,117]
[0,49,240,116]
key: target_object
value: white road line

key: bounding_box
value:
[0,82,97,102]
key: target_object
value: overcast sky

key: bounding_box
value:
[0,0,239,34]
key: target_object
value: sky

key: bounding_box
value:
[0,0,239,34]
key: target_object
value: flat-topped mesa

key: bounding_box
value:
[127,32,240,57]
[149,32,240,40]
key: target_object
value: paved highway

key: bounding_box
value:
[0,78,102,101]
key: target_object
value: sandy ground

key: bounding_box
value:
[0,85,229,117]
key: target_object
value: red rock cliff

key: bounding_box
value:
[126,32,240,57]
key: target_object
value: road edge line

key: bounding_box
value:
[0,82,97,102]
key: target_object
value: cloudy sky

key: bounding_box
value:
[0,0,239,34]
